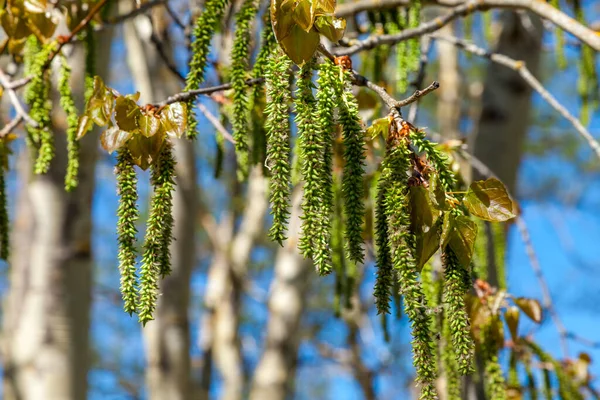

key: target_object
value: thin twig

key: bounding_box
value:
[0,69,39,130]
[334,0,600,51]
[197,103,236,144]
[433,34,600,162]
[154,78,264,108]
[0,116,23,138]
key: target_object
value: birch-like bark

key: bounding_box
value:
[249,188,311,400]
[121,5,197,400]
[1,26,113,400]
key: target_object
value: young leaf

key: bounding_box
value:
[76,115,94,140]
[367,117,390,140]
[314,15,346,42]
[504,306,520,340]
[464,178,516,222]
[101,127,133,154]
[279,24,320,65]
[161,103,188,139]
[293,0,315,32]
[428,173,447,210]
[115,96,142,133]
[442,214,478,266]
[139,114,161,138]
[515,297,542,323]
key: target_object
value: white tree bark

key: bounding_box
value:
[249,188,311,400]
[1,27,114,400]
[121,5,197,400]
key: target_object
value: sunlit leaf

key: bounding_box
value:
[139,114,160,138]
[293,0,315,32]
[442,213,478,266]
[428,174,447,210]
[366,117,389,140]
[160,102,188,138]
[76,115,93,140]
[279,24,320,65]
[313,15,346,42]
[271,0,296,42]
[515,297,542,323]
[26,12,57,39]
[88,98,111,126]
[127,132,166,170]
[464,178,516,222]
[410,187,442,269]
[100,127,132,153]
[314,0,335,14]
[24,0,47,13]
[504,306,520,340]
[0,9,31,40]
[115,96,141,132]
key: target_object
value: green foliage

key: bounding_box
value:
[297,59,333,274]
[337,70,366,264]
[374,175,393,314]
[185,0,229,139]
[59,55,80,192]
[139,143,176,325]
[231,0,259,179]
[24,36,56,174]
[265,50,293,244]
[115,148,139,315]
[442,248,474,375]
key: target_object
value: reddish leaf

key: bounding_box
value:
[293,0,315,32]
[161,102,188,138]
[76,115,93,140]
[100,127,132,154]
[515,297,542,323]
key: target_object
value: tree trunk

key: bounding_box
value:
[1,28,113,400]
[121,6,197,400]
[249,187,311,400]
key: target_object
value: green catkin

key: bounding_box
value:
[482,319,507,400]
[250,23,277,166]
[138,143,176,324]
[115,149,139,315]
[0,143,8,261]
[473,218,488,281]
[442,312,461,400]
[542,367,553,400]
[482,11,494,45]
[508,350,519,388]
[230,0,258,179]
[442,248,474,375]
[396,10,409,93]
[332,173,347,314]
[59,56,80,192]
[407,0,421,71]
[337,70,366,264]
[374,175,393,314]
[550,0,566,70]
[264,51,293,245]
[297,60,332,275]
[185,0,229,139]
[24,37,56,174]
[409,130,456,191]
[385,141,437,399]
[492,222,506,289]
[525,363,538,400]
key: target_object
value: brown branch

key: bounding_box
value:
[334,0,600,56]
[432,34,600,162]
[154,78,264,108]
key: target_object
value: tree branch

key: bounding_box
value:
[432,34,600,162]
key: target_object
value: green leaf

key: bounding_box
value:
[515,297,542,323]
[76,115,93,140]
[464,178,516,222]
[314,0,335,14]
[127,132,166,170]
[293,0,315,32]
[139,113,160,138]
[100,127,132,153]
[160,103,188,138]
[26,12,57,39]
[367,117,389,140]
[428,174,447,210]
[271,0,296,42]
[504,306,520,340]
[279,24,320,65]
[442,214,478,266]
[410,187,441,269]
[115,96,142,133]
[314,15,346,42]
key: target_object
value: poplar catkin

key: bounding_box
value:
[138,143,176,325]
[337,70,366,264]
[264,51,293,245]
[230,0,259,179]
[59,56,80,192]
[115,149,139,315]
[185,0,229,139]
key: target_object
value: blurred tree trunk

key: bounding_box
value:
[121,5,197,400]
[1,27,113,400]
[249,187,311,400]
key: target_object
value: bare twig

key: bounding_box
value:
[334,0,600,51]
[0,116,24,138]
[197,103,236,144]
[154,78,264,107]
[433,34,600,162]
[0,69,39,132]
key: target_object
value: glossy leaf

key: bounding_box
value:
[76,115,93,140]
[101,127,132,154]
[26,12,57,39]
[410,187,441,269]
[271,0,296,42]
[293,0,315,32]
[464,178,516,222]
[314,15,346,42]
[160,103,188,138]
[115,96,141,133]
[315,0,335,14]
[24,0,47,13]
[127,132,166,170]
[139,114,160,138]
[442,214,478,266]
[367,117,389,140]
[279,24,320,65]
[504,306,520,340]
[428,174,447,210]
[515,297,542,323]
